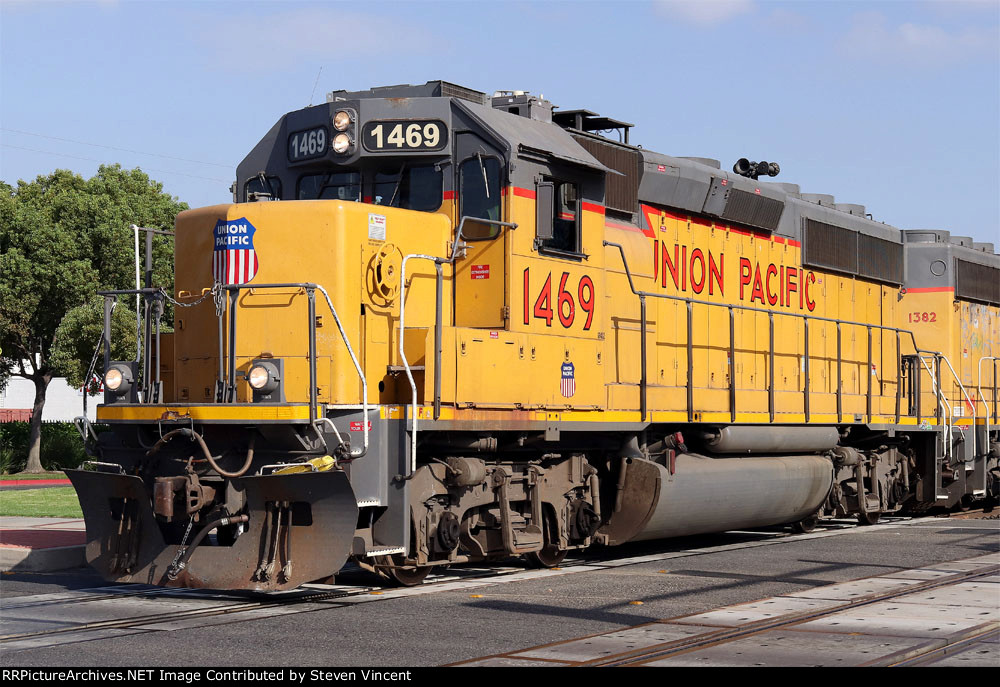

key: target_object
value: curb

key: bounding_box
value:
[0,544,86,573]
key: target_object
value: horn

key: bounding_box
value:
[733,158,752,176]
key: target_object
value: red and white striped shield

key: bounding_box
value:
[213,217,259,285]
[560,362,575,398]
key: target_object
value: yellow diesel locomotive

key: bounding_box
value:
[71,81,1000,589]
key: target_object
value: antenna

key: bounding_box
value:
[308,66,323,106]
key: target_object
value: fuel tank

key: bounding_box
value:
[600,453,833,544]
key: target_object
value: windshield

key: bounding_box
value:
[373,165,442,212]
[298,172,362,201]
[296,166,442,211]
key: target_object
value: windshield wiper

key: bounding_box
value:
[477,152,489,199]
[389,163,406,207]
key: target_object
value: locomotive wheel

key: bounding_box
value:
[524,511,568,569]
[525,545,568,569]
[857,510,881,526]
[375,555,432,587]
[791,513,819,534]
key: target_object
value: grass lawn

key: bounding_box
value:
[0,471,67,480]
[0,487,83,518]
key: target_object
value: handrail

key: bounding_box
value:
[603,240,946,427]
[97,288,167,404]
[932,352,978,460]
[315,284,368,458]
[978,356,999,452]
[919,354,953,460]
[398,217,517,474]
[399,252,446,474]
[219,282,369,459]
[99,282,370,458]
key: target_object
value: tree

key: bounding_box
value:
[0,165,187,472]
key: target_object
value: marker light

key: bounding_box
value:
[333,110,352,131]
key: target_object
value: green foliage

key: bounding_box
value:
[50,297,139,389]
[0,422,98,473]
[0,486,83,518]
[0,164,187,386]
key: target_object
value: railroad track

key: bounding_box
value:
[2,510,995,654]
[0,583,375,646]
[589,564,1000,667]
[1,557,572,650]
[452,548,999,667]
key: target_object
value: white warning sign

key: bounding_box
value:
[368,213,386,241]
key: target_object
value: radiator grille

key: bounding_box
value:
[858,233,903,284]
[721,189,784,231]
[571,134,640,215]
[955,259,1000,305]
[439,82,488,105]
[803,218,858,275]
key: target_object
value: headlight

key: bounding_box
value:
[333,133,352,154]
[248,365,270,389]
[333,110,352,131]
[103,362,136,403]
[247,360,280,398]
[105,368,123,391]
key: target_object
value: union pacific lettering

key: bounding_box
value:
[214,222,253,247]
[652,240,816,312]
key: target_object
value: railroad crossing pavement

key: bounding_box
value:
[455,551,1000,667]
[0,518,85,573]
[1,515,997,666]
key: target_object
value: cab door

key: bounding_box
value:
[454,133,506,329]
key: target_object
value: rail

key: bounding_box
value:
[398,217,517,474]
[603,241,950,435]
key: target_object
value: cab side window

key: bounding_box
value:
[460,156,501,223]
[537,179,581,256]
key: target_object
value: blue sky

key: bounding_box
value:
[2,0,998,244]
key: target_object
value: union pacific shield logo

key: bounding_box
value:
[213,218,259,285]
[560,362,575,398]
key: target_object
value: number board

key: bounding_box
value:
[362,120,448,153]
[288,127,328,162]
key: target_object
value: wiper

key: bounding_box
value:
[478,152,489,199]
[389,162,406,207]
